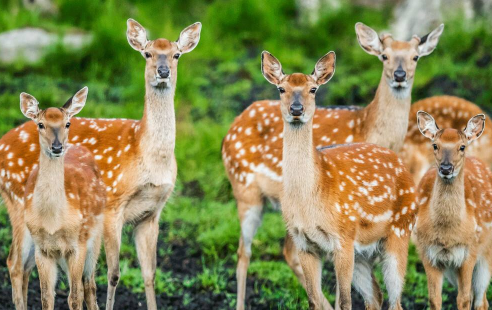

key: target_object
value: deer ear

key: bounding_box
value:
[127,18,148,52]
[417,111,439,140]
[355,22,383,56]
[463,114,485,143]
[20,92,40,120]
[417,24,444,57]
[63,87,88,118]
[177,22,201,54]
[261,51,284,85]
[312,51,336,85]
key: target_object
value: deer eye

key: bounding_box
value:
[65,122,71,129]
[278,87,285,94]
[413,55,419,61]
[173,53,181,59]
[310,87,317,94]
[460,145,466,151]
[381,54,388,61]
[144,52,152,59]
[38,123,45,130]
[432,144,438,150]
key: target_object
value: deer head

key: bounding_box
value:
[126,19,201,89]
[417,111,485,181]
[20,87,88,158]
[355,23,444,99]
[261,51,336,125]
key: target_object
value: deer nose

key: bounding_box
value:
[439,163,454,176]
[157,66,170,78]
[290,102,304,117]
[51,143,63,154]
[394,69,406,82]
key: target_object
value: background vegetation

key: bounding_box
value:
[0,0,491,309]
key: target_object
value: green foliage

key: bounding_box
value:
[0,0,491,308]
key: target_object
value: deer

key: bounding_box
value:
[260,50,418,310]
[0,19,201,310]
[400,96,492,183]
[413,111,492,310]
[15,88,106,310]
[222,22,443,309]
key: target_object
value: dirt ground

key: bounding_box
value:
[0,240,457,309]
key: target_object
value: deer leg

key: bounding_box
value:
[352,258,382,310]
[421,255,443,310]
[333,245,354,310]
[471,256,490,310]
[456,255,476,310]
[134,213,160,310]
[381,235,408,310]
[83,233,102,310]
[35,250,57,310]
[7,223,33,310]
[298,250,332,310]
[67,249,86,310]
[236,197,264,310]
[283,232,307,288]
[103,209,124,310]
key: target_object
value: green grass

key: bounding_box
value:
[0,0,492,309]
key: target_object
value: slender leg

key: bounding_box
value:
[67,248,87,310]
[471,256,491,310]
[83,273,99,310]
[7,243,25,310]
[422,256,443,310]
[352,258,382,310]
[134,213,160,310]
[299,251,333,310]
[35,250,58,310]
[333,245,354,310]
[7,222,31,310]
[382,235,408,310]
[83,234,102,310]
[103,209,124,310]
[283,233,307,288]
[456,255,476,310]
[236,199,264,310]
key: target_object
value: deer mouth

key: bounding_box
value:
[390,80,408,89]
[47,149,64,158]
[152,76,171,87]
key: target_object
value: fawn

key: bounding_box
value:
[0,19,201,309]
[14,88,105,310]
[261,51,417,310]
[401,97,492,183]
[414,111,492,310]
[222,22,443,309]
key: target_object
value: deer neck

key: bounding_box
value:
[429,166,466,229]
[32,150,67,227]
[139,84,176,164]
[282,119,321,208]
[362,73,412,152]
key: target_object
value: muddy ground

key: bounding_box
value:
[0,239,459,309]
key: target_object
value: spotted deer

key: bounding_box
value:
[260,51,417,310]
[0,19,201,309]
[401,96,492,183]
[414,111,492,310]
[6,88,106,310]
[222,22,443,309]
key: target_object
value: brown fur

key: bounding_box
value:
[261,51,417,310]
[222,23,441,310]
[4,96,106,310]
[400,96,492,183]
[415,124,492,309]
[0,19,201,310]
